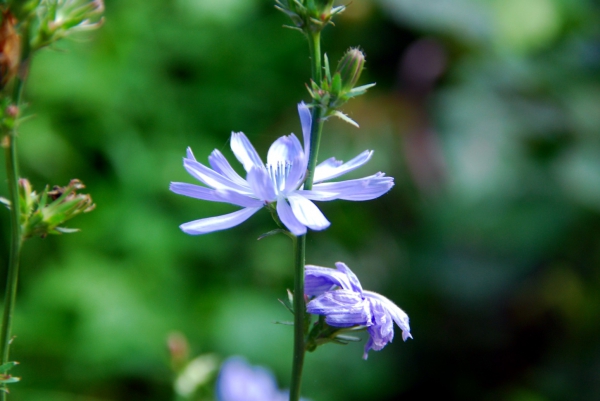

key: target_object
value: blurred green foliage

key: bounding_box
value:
[0,0,599,400]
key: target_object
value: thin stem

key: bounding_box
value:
[0,26,31,397]
[289,235,306,401]
[303,105,324,190]
[307,32,322,86]
[304,29,324,190]
[0,132,22,364]
[289,29,326,401]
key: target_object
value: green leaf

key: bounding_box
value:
[332,110,359,127]
[331,72,342,95]
[0,362,17,374]
[0,376,19,384]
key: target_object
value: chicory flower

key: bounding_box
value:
[305,262,412,359]
[170,102,393,236]
[216,357,293,401]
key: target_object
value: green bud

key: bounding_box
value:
[336,48,366,93]
[19,178,95,240]
[31,0,104,50]
[276,0,345,34]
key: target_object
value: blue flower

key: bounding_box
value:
[170,102,394,236]
[216,357,293,401]
[305,262,412,359]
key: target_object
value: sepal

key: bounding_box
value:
[305,314,367,352]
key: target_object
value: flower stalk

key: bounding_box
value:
[0,52,28,400]
[289,234,306,401]
[0,3,102,395]
[289,26,326,401]
[0,10,31,391]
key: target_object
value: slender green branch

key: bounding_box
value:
[289,29,326,401]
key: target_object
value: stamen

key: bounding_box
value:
[267,161,292,193]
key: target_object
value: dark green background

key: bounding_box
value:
[1,0,599,400]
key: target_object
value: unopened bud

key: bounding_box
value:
[336,48,366,93]
[6,105,18,118]
[19,178,95,240]
[276,0,345,33]
[32,0,104,49]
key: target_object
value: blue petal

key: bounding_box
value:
[309,173,394,201]
[180,207,261,235]
[184,158,251,194]
[297,102,311,164]
[287,194,330,231]
[364,290,411,340]
[267,134,304,166]
[170,182,221,202]
[284,156,306,193]
[307,290,371,327]
[276,199,306,236]
[313,150,373,183]
[334,262,364,294]
[209,149,249,189]
[230,132,264,172]
[305,264,356,295]
[215,189,264,208]
[247,167,277,201]
[186,147,197,160]
[292,189,339,201]
[170,183,260,207]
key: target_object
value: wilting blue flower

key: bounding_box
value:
[305,262,412,359]
[216,357,294,401]
[170,102,394,236]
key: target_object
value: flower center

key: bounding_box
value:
[266,161,292,194]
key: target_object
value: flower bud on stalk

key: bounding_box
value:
[336,47,365,94]
[275,0,345,34]
[3,178,96,240]
[31,0,104,49]
[306,48,375,127]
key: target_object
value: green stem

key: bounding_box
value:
[289,235,306,401]
[0,131,22,364]
[288,30,326,401]
[0,119,23,399]
[307,32,322,86]
[0,29,31,398]
[303,105,324,190]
